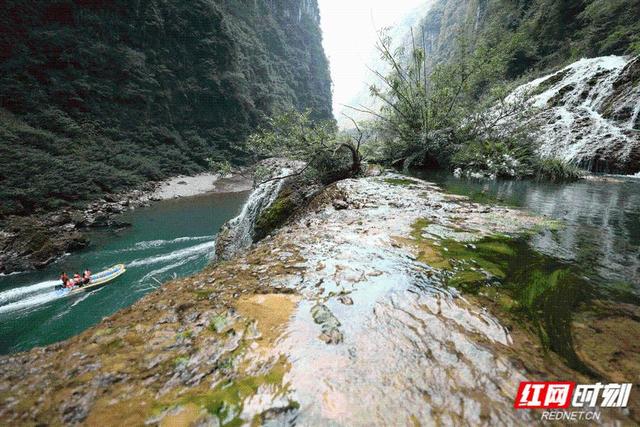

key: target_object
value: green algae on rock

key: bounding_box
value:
[405,216,640,380]
[253,191,298,241]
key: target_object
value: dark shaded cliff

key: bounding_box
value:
[0,0,332,216]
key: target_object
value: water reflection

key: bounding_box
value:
[410,170,640,290]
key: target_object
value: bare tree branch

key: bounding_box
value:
[258,163,311,184]
[375,30,410,86]
[366,65,416,111]
[343,114,364,153]
[342,104,404,137]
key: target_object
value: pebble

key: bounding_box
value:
[338,295,354,305]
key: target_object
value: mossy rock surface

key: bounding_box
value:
[252,176,325,241]
[253,193,297,241]
[405,217,638,375]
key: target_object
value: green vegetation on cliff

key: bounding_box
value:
[0,0,332,217]
[414,0,640,79]
[360,0,639,179]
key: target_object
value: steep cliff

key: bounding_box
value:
[409,0,640,79]
[0,0,332,216]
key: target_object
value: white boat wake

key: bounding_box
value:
[105,235,213,254]
[139,254,202,283]
[133,235,211,249]
[127,240,216,268]
[0,237,216,315]
[0,287,65,315]
[0,280,58,306]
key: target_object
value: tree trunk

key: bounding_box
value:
[338,143,362,174]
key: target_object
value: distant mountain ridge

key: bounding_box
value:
[371,0,640,84]
[0,0,332,217]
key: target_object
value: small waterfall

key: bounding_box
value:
[630,100,640,131]
[216,168,292,260]
[509,55,640,174]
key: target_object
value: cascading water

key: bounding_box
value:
[510,55,640,174]
[215,168,292,260]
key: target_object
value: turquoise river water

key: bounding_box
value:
[0,191,249,354]
[412,170,640,290]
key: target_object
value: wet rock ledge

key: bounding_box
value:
[0,173,638,426]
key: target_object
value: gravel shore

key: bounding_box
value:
[0,171,253,274]
[150,172,252,200]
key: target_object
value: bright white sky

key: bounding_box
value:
[318,0,426,117]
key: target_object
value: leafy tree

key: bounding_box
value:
[351,28,538,176]
[246,109,363,183]
[207,159,233,176]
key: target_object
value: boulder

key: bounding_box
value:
[332,199,348,210]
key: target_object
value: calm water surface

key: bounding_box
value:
[0,191,248,354]
[412,170,640,290]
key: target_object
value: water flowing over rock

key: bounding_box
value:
[514,55,640,174]
[215,162,296,260]
[1,173,638,425]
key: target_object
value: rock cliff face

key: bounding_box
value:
[0,0,332,216]
[398,0,640,78]
[215,160,297,261]
[514,56,640,173]
[214,158,321,261]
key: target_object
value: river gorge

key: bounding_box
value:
[0,190,249,354]
[2,0,640,425]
